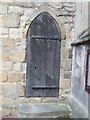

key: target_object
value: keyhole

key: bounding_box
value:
[35,66,37,69]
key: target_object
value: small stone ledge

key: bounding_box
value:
[71,39,90,46]
[18,103,70,118]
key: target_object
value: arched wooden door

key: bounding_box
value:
[26,12,61,97]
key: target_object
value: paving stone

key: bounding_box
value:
[18,103,70,118]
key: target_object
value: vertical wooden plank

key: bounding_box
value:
[26,39,35,97]
[39,40,47,96]
[33,39,41,96]
[53,40,60,97]
[46,40,54,96]
[46,40,60,97]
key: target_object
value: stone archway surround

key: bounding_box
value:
[1,2,75,116]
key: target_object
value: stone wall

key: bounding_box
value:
[0,1,76,117]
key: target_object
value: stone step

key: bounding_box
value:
[18,103,70,118]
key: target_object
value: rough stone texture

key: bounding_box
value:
[2,83,25,100]
[60,26,66,40]
[9,28,23,39]
[0,87,2,95]
[64,71,71,79]
[64,59,72,71]
[48,2,62,9]
[24,8,35,17]
[14,2,35,8]
[69,48,72,59]
[64,7,76,12]
[1,38,15,49]
[13,63,21,72]
[61,59,72,71]
[8,6,24,15]
[0,72,8,82]
[42,98,58,103]
[57,9,75,17]
[62,2,75,8]
[9,50,25,62]
[0,0,14,2]
[61,40,66,47]
[0,55,9,61]
[2,97,14,109]
[14,97,30,108]
[1,62,12,71]
[20,16,29,28]
[0,96,2,107]
[31,98,42,103]
[0,109,1,117]
[60,79,71,89]
[11,109,18,116]
[15,39,26,50]
[2,109,12,116]
[61,48,69,58]
[21,63,26,73]
[8,72,23,82]
[0,4,7,14]
[0,14,20,28]
[0,28,8,38]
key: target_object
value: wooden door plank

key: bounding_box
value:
[52,40,60,96]
[26,39,35,97]
[53,41,60,86]
[33,39,41,96]
[39,40,47,96]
